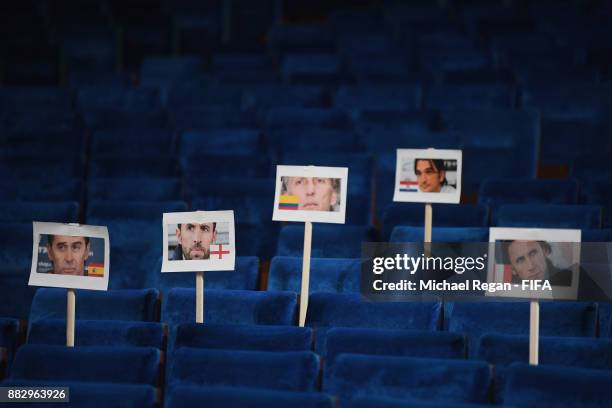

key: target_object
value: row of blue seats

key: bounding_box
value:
[3,319,612,406]
[1,199,610,236]
[5,343,611,407]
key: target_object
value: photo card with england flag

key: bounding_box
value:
[393,148,462,204]
[272,165,348,224]
[162,210,236,273]
[29,222,110,291]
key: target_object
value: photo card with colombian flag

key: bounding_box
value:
[393,148,462,204]
[487,227,581,300]
[272,165,348,224]
[162,210,236,273]
[29,222,109,291]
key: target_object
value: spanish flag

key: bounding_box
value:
[88,263,105,277]
[279,195,299,210]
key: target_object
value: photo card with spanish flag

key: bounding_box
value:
[393,148,462,204]
[162,210,236,273]
[272,165,348,224]
[29,222,110,291]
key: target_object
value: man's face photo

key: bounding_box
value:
[415,159,446,193]
[176,223,217,260]
[47,235,90,276]
[285,177,338,211]
[507,240,549,281]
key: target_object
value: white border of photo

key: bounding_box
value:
[162,210,236,273]
[29,222,110,291]
[487,227,581,300]
[272,165,348,224]
[393,148,462,204]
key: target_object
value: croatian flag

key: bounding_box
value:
[279,195,299,210]
[399,180,418,192]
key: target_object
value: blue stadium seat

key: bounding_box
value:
[140,56,204,83]
[0,179,83,202]
[445,301,597,357]
[492,204,602,228]
[503,363,612,407]
[192,197,271,224]
[0,380,157,407]
[479,178,579,210]
[341,396,488,407]
[571,153,612,182]
[27,319,164,349]
[150,256,260,291]
[268,256,361,294]
[89,157,181,178]
[599,302,612,338]
[442,108,540,192]
[171,106,255,130]
[0,156,84,180]
[328,354,491,403]
[277,225,375,258]
[86,201,188,223]
[390,226,489,242]
[267,24,335,59]
[0,318,20,366]
[182,155,272,180]
[539,121,608,165]
[167,84,244,109]
[91,129,176,157]
[478,334,612,403]
[324,328,466,384]
[307,293,441,353]
[265,108,352,131]
[162,288,297,327]
[166,385,332,408]
[382,203,489,241]
[180,129,262,156]
[88,178,183,202]
[425,84,516,110]
[29,288,159,323]
[281,54,343,85]
[1,130,85,157]
[0,223,34,270]
[334,85,422,116]
[0,88,72,111]
[168,348,320,392]
[243,84,326,118]
[266,129,361,154]
[234,222,279,257]
[0,201,79,223]
[521,83,611,124]
[582,178,612,228]
[174,323,312,353]
[9,344,161,386]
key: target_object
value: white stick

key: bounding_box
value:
[529,299,539,365]
[299,221,313,327]
[424,203,433,242]
[66,289,75,347]
[196,272,204,324]
[424,203,433,257]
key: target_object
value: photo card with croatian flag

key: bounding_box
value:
[29,221,110,291]
[272,165,348,224]
[162,210,236,273]
[393,148,462,204]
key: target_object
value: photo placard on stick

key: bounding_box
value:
[393,149,462,204]
[487,227,581,300]
[272,165,348,224]
[162,210,236,273]
[29,222,109,291]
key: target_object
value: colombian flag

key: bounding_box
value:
[88,263,105,277]
[279,195,299,210]
[399,180,419,192]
